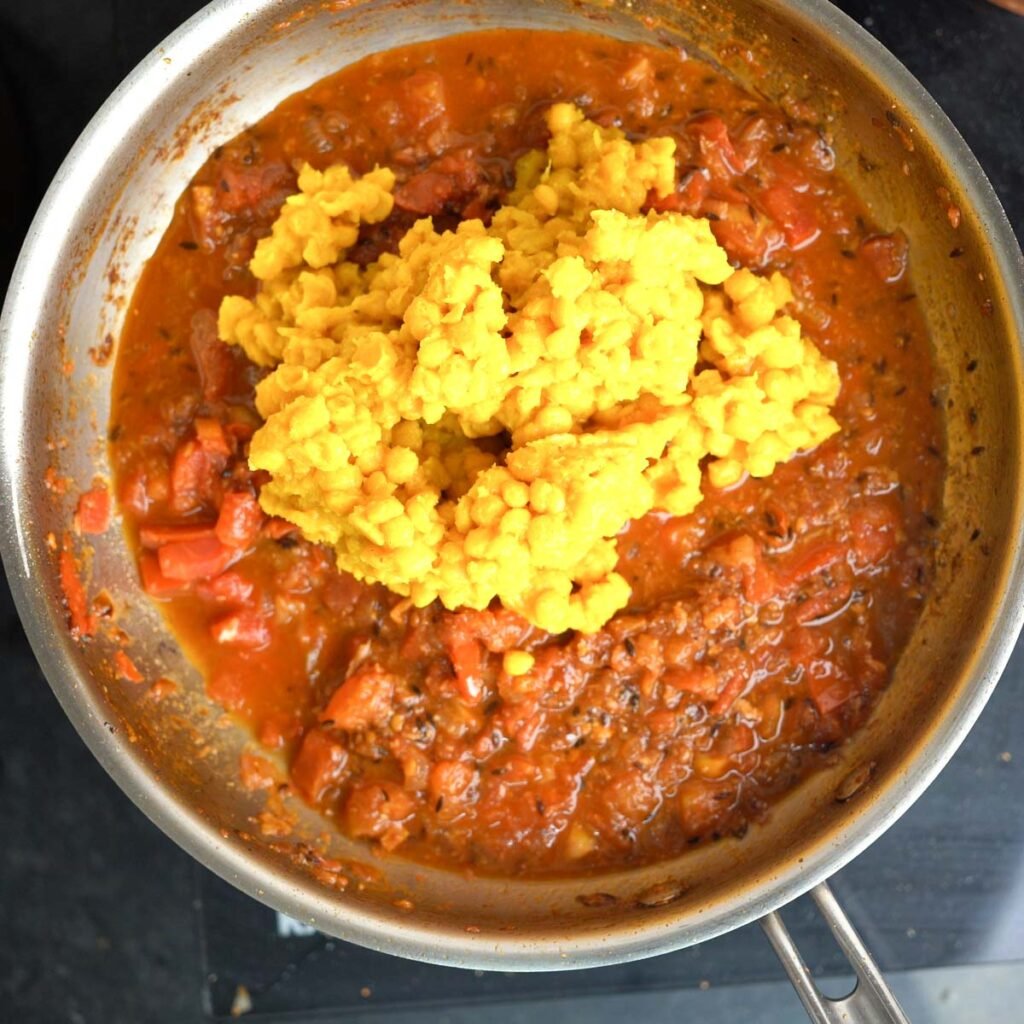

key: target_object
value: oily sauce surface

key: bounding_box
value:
[110,31,943,876]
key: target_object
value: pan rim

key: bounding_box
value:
[1,0,1023,970]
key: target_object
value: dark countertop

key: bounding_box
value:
[1,2,1022,1022]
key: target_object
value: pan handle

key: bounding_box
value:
[760,881,910,1024]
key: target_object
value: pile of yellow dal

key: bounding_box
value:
[218,104,840,634]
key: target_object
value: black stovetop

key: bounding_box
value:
[1,2,1022,1022]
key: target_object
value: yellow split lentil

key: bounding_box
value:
[503,650,536,677]
[217,103,841,633]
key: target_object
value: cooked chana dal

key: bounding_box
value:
[109,30,943,875]
[218,103,840,634]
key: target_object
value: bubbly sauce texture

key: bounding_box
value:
[110,30,943,875]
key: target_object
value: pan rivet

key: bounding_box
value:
[835,761,876,802]
[635,880,686,908]
[576,892,618,908]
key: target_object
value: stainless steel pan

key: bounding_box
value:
[2,2,1023,1021]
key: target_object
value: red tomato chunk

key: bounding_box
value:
[157,535,235,581]
[210,610,270,648]
[59,537,95,638]
[216,491,264,549]
[75,485,112,535]
[114,649,144,683]
[291,729,349,803]
[320,666,397,731]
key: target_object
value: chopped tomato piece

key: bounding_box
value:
[428,760,479,819]
[322,573,363,614]
[678,167,713,209]
[779,542,847,588]
[320,665,396,731]
[395,170,458,215]
[709,535,780,604]
[710,533,760,571]
[494,697,546,752]
[645,168,711,214]
[677,779,731,832]
[693,749,733,780]
[601,769,659,827]
[687,113,738,172]
[239,751,277,792]
[709,206,785,267]
[859,232,908,284]
[345,781,415,848]
[210,609,271,648]
[207,666,251,713]
[188,185,227,251]
[732,115,775,171]
[291,729,349,803]
[399,748,431,791]
[157,535,235,581]
[257,712,304,749]
[401,70,448,129]
[849,504,899,568]
[119,471,150,517]
[644,190,681,213]
[744,563,779,604]
[169,439,219,515]
[713,722,756,755]
[663,665,720,702]
[694,722,756,778]
[442,606,530,653]
[75,485,111,535]
[809,674,857,715]
[394,149,485,215]
[195,570,255,604]
[113,649,144,683]
[681,168,712,202]
[189,309,234,402]
[139,521,218,549]
[194,417,231,456]
[217,161,293,214]
[448,638,485,703]
[620,54,654,90]
[710,674,747,716]
[702,594,742,631]
[795,582,854,625]
[766,153,812,189]
[59,537,95,638]
[782,625,821,670]
[216,491,264,549]
[760,185,820,249]
[139,550,189,597]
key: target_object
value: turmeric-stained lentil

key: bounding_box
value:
[218,104,839,633]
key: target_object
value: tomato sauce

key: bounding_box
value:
[109,30,943,875]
